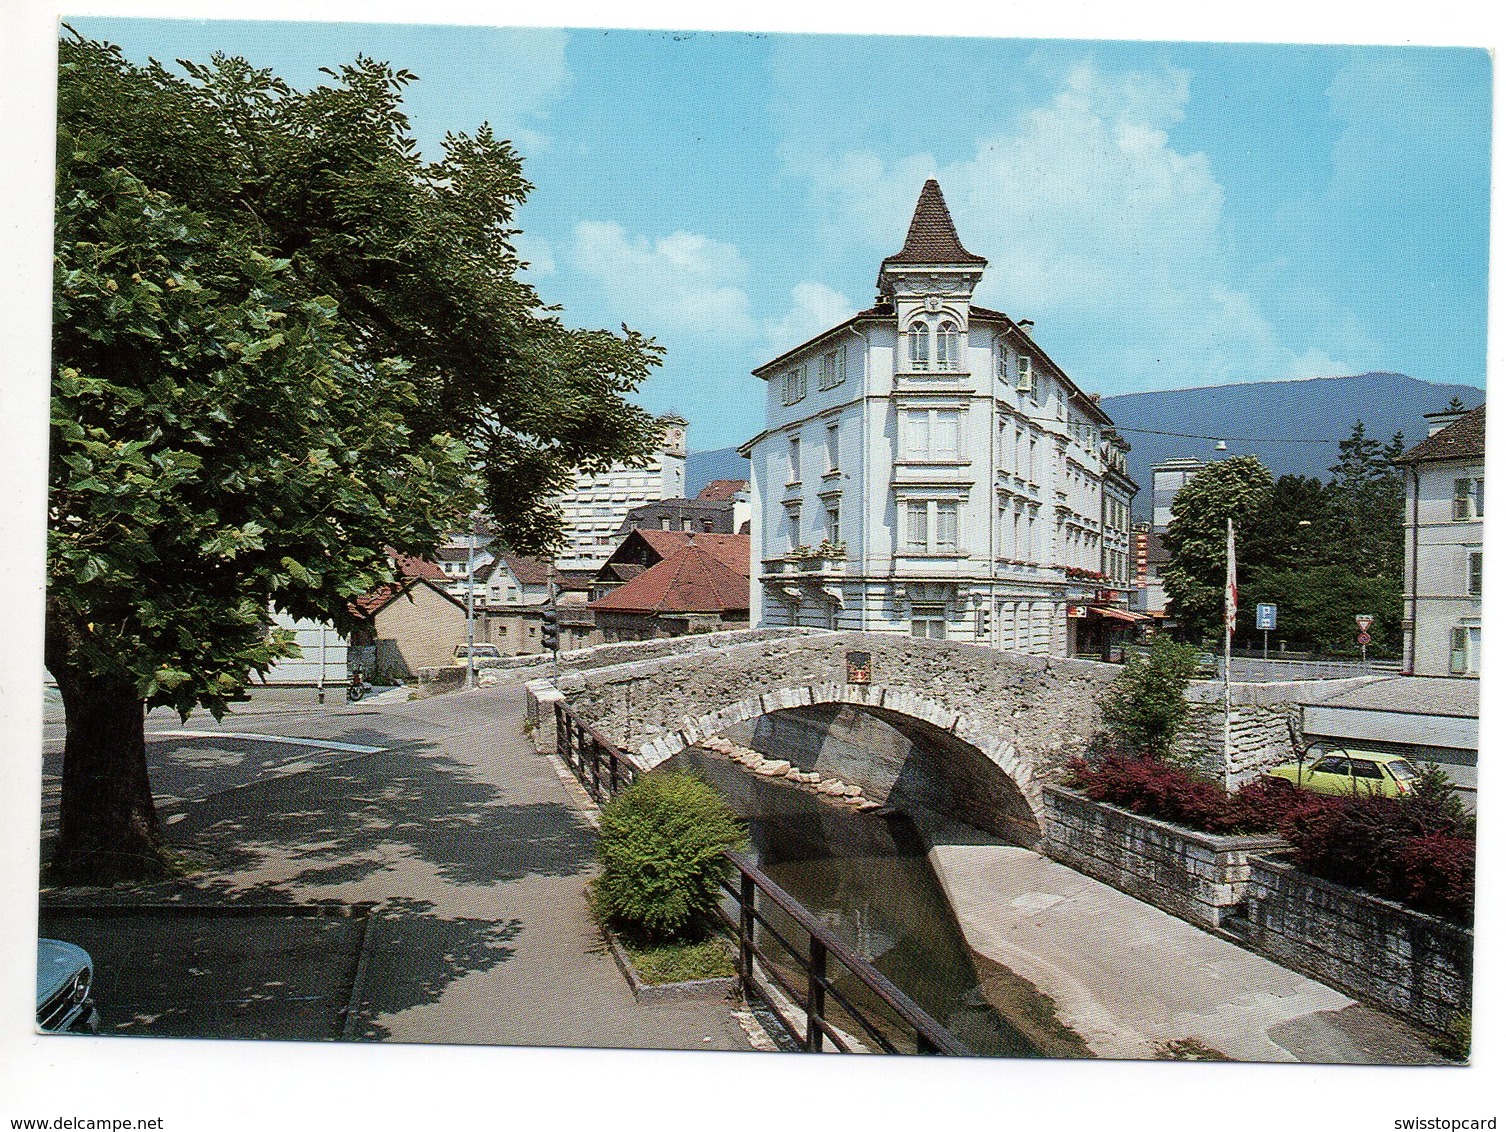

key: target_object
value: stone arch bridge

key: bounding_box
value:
[532,630,1125,846]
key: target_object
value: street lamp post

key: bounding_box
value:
[465,526,477,690]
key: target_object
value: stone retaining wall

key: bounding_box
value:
[1176,677,1380,784]
[1041,785,1288,928]
[1244,856,1472,1033]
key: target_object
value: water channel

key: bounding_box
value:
[670,746,1086,1058]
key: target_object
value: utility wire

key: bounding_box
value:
[1114,425,1340,445]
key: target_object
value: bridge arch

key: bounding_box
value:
[545,632,1121,846]
[636,682,1044,845]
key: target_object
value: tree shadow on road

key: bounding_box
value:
[154,747,596,905]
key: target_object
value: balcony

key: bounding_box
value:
[772,543,848,578]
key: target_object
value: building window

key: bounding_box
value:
[818,348,846,390]
[788,435,801,484]
[901,408,961,460]
[936,321,960,371]
[903,500,960,553]
[787,505,801,550]
[1450,625,1481,675]
[660,517,671,530]
[825,504,840,545]
[1454,477,1484,520]
[905,501,928,550]
[1469,551,1483,596]
[935,501,959,549]
[908,321,930,371]
[826,422,840,471]
[910,604,946,640]
[783,365,808,405]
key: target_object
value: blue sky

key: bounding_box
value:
[72,20,1493,452]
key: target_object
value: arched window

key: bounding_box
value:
[908,321,930,371]
[936,320,959,371]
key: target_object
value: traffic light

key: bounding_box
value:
[541,606,559,652]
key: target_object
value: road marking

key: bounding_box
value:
[150,731,385,754]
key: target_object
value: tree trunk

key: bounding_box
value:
[50,663,172,883]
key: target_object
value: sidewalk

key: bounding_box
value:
[919,819,1446,1064]
[42,680,755,1052]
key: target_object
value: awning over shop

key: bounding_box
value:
[1089,606,1149,623]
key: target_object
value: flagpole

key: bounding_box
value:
[1224,517,1235,791]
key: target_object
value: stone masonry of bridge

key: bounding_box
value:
[530,632,1375,844]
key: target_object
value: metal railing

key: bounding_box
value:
[555,700,640,801]
[551,699,964,1055]
[712,853,966,1055]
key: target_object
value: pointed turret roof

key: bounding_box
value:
[882,180,987,268]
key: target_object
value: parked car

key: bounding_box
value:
[37,938,99,1033]
[451,643,502,667]
[1265,749,1420,798]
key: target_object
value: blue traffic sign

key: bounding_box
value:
[1256,603,1277,631]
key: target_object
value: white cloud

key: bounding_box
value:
[569,220,857,360]
[569,221,757,338]
[789,60,1367,392]
[511,232,555,276]
[763,281,857,356]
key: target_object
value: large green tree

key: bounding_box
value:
[49,35,663,881]
[1161,456,1274,642]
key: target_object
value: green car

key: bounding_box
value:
[1265,749,1420,798]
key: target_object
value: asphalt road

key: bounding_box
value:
[37,682,755,1051]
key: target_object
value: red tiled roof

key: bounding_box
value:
[588,540,750,615]
[881,180,987,268]
[633,530,751,576]
[349,551,447,617]
[697,479,749,501]
[498,552,551,586]
[389,550,446,582]
[1395,404,1486,465]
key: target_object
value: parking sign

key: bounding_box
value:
[1256,604,1277,631]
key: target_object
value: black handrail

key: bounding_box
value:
[550,698,966,1056]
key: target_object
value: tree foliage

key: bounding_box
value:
[1163,421,1412,654]
[48,33,663,879]
[1161,456,1273,642]
[1098,636,1201,760]
[592,772,747,944]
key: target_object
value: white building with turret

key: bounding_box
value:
[741,180,1138,656]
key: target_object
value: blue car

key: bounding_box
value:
[37,938,99,1033]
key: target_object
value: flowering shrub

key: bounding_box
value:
[1066,754,1474,922]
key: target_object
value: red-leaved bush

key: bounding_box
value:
[1397,833,1475,920]
[1066,754,1474,922]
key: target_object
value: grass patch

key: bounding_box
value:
[621,937,735,985]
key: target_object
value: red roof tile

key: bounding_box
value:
[588,540,750,615]
[498,552,552,585]
[1395,404,1486,464]
[697,479,749,501]
[633,530,750,576]
[881,180,986,268]
[349,551,448,617]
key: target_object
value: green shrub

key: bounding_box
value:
[591,770,746,943]
[1099,637,1201,760]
